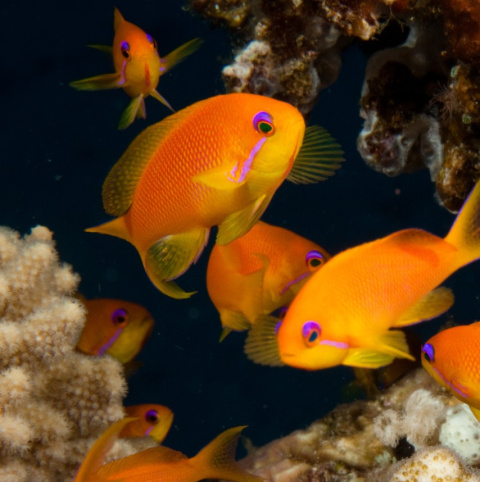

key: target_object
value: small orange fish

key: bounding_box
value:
[77,297,154,364]
[86,93,343,299]
[75,418,261,482]
[121,404,173,443]
[245,178,480,370]
[70,8,202,129]
[422,323,480,421]
[207,220,330,339]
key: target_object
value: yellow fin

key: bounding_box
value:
[87,44,113,55]
[162,38,203,72]
[192,165,247,191]
[85,215,130,243]
[150,89,174,112]
[144,228,209,299]
[470,406,480,423]
[220,311,251,334]
[118,95,146,130]
[244,315,284,367]
[445,177,480,267]
[393,286,454,327]
[70,72,124,91]
[191,426,262,482]
[216,194,272,246]
[343,348,396,369]
[287,125,344,184]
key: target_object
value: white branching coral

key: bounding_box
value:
[0,226,131,481]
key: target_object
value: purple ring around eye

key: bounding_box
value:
[111,308,128,323]
[306,250,324,263]
[422,343,435,362]
[253,111,273,130]
[120,40,129,51]
[145,409,159,423]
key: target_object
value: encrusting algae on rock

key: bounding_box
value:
[0,226,150,481]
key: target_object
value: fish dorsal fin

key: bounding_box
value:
[287,125,344,184]
[393,286,454,327]
[102,110,194,216]
[216,194,273,246]
[244,315,284,366]
[114,8,124,32]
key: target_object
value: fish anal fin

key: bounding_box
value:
[70,72,124,91]
[216,194,272,246]
[162,38,203,72]
[393,286,454,327]
[244,315,284,367]
[191,426,262,482]
[144,228,209,298]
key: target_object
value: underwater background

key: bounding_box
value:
[2,0,479,458]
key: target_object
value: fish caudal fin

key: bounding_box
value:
[70,72,124,91]
[191,426,262,482]
[162,38,203,72]
[343,330,414,369]
[444,178,480,267]
[118,95,146,130]
[143,228,209,299]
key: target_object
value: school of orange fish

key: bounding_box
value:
[70,7,480,482]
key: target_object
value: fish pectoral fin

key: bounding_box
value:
[70,72,124,91]
[343,348,396,369]
[244,315,284,367]
[192,165,247,191]
[287,125,344,184]
[118,95,146,130]
[216,194,273,246]
[162,38,203,72]
[144,228,210,299]
[150,89,174,112]
[393,287,454,327]
[87,44,113,55]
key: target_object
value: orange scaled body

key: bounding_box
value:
[246,178,480,370]
[207,220,330,338]
[77,297,154,364]
[70,8,201,128]
[422,323,480,421]
[87,93,343,299]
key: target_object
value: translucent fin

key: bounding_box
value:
[444,178,480,267]
[220,311,251,334]
[70,72,124,91]
[118,95,145,130]
[144,228,209,299]
[191,426,262,482]
[216,194,272,246]
[287,125,344,184]
[87,44,113,55]
[219,326,233,342]
[393,286,454,327]
[162,38,203,72]
[343,348,396,369]
[244,315,284,366]
[470,406,480,422]
[150,89,174,112]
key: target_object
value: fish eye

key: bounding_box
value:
[145,409,159,424]
[120,41,130,59]
[146,33,157,50]
[111,308,128,326]
[253,111,275,136]
[422,343,435,363]
[306,250,325,271]
[302,321,321,347]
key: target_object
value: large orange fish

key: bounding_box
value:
[76,297,154,364]
[422,323,480,421]
[245,178,480,370]
[121,404,173,443]
[75,418,261,482]
[207,220,330,339]
[70,8,201,129]
[87,93,343,299]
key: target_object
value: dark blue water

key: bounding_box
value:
[1,0,479,458]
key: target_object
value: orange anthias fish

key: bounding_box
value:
[422,323,480,421]
[120,404,173,443]
[70,8,202,129]
[75,418,262,482]
[76,297,154,364]
[245,178,480,370]
[86,93,344,299]
[207,220,330,339]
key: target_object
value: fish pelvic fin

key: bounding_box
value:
[393,286,454,327]
[444,177,480,266]
[70,72,124,91]
[162,38,203,73]
[118,95,146,130]
[244,315,285,367]
[143,228,209,299]
[287,125,344,184]
[191,426,262,482]
[470,406,480,422]
[150,89,174,112]
[85,216,131,243]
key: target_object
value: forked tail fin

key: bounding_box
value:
[444,178,480,267]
